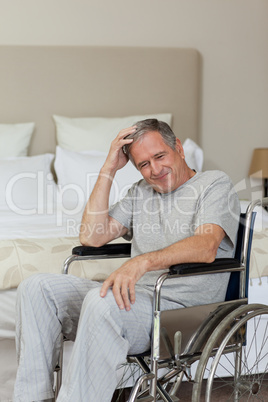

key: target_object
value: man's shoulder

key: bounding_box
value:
[131,178,151,193]
[196,170,231,184]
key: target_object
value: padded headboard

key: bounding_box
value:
[0,46,200,155]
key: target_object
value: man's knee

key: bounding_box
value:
[81,286,118,322]
[18,273,49,292]
[17,273,60,301]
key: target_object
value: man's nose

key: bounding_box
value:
[151,160,162,176]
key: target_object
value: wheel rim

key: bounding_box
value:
[205,309,268,401]
[192,305,268,401]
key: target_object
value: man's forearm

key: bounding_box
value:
[138,226,225,274]
[79,166,128,246]
[79,126,135,246]
[79,167,115,246]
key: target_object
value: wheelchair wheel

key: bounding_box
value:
[192,304,268,401]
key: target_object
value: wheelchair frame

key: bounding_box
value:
[55,198,268,401]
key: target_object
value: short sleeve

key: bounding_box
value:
[194,172,240,252]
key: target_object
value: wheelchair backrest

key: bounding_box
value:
[225,212,256,301]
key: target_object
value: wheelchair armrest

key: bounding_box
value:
[72,243,131,257]
[169,258,241,275]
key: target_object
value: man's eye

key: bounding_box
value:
[140,163,148,169]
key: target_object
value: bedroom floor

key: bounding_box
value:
[171,375,268,400]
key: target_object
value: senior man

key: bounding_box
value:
[14,119,240,402]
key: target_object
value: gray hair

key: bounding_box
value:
[124,119,177,164]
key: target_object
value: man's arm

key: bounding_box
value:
[79,126,136,247]
[100,223,225,311]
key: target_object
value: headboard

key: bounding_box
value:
[0,46,200,155]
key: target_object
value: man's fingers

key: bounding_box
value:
[112,283,125,310]
[117,127,136,144]
[100,264,139,311]
[120,283,131,311]
[101,277,135,311]
[118,126,136,138]
[100,278,112,298]
[128,283,136,305]
[101,275,127,310]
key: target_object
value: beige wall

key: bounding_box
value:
[0,0,267,200]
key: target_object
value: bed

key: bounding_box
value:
[0,46,267,401]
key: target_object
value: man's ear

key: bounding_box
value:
[175,138,185,159]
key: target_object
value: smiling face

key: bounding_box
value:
[130,130,192,193]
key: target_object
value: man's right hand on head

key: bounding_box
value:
[102,126,136,175]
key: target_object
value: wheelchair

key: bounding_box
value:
[55,198,268,401]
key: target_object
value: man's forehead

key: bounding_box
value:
[130,131,171,164]
[131,130,165,150]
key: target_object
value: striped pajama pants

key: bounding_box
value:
[13,273,181,402]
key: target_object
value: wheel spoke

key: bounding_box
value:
[193,307,268,401]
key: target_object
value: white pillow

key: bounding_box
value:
[182,138,203,172]
[0,122,35,157]
[0,154,56,214]
[54,146,142,209]
[53,114,172,153]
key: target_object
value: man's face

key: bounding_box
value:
[130,131,187,193]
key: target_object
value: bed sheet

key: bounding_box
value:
[0,207,83,240]
[0,206,130,290]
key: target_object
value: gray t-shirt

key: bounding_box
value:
[109,170,240,307]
